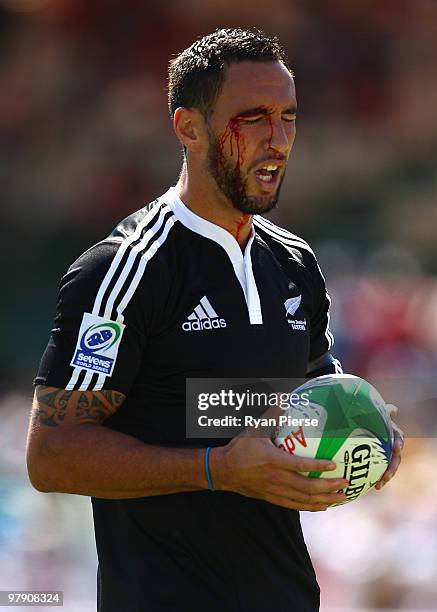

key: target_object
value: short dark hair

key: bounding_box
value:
[168,27,292,119]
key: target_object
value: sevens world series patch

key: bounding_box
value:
[70,313,125,377]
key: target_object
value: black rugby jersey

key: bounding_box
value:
[35,186,340,612]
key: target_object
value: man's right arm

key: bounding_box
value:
[27,385,208,499]
[27,385,348,509]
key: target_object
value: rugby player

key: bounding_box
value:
[27,28,403,611]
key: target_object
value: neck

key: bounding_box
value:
[175,163,252,250]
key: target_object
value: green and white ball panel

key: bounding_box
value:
[275,374,394,505]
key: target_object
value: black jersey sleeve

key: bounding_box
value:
[35,239,150,394]
[307,257,342,376]
[308,258,334,362]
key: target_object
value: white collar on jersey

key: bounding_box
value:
[164,186,263,325]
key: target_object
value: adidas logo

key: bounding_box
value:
[182,296,227,332]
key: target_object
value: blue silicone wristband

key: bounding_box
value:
[205,447,215,491]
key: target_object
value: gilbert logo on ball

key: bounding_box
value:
[274,374,394,505]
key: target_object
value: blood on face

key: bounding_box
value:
[216,112,275,177]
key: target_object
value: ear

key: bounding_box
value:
[173,107,205,153]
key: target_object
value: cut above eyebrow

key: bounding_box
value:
[235,105,297,118]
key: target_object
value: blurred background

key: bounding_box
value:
[1,0,436,610]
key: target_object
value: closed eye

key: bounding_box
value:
[241,114,296,124]
[241,115,264,124]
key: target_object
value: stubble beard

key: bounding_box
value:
[206,132,285,215]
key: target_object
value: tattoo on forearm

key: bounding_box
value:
[75,391,124,423]
[32,387,125,427]
[31,389,71,426]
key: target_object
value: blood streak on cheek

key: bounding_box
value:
[229,117,246,175]
[216,126,230,172]
[216,116,247,177]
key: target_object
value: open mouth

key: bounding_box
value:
[255,164,280,185]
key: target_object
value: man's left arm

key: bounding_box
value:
[308,258,403,488]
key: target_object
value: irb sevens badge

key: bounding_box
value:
[70,313,125,376]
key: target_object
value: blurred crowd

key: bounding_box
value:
[1,0,437,609]
[1,0,437,387]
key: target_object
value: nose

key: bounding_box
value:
[265,116,294,154]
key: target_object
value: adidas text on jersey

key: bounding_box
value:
[182,296,227,332]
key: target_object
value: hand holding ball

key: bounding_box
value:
[274,374,394,505]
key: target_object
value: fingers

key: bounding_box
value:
[239,479,347,511]
[386,403,398,417]
[374,459,398,490]
[392,429,404,455]
[289,471,348,494]
[274,485,347,507]
[386,404,404,441]
[258,484,348,511]
[260,442,349,502]
[255,488,338,512]
[374,403,404,492]
[280,453,338,474]
[266,470,348,506]
[374,431,404,490]
[392,423,404,446]
[249,438,341,474]
[226,437,352,509]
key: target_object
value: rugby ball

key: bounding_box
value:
[274,374,394,505]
